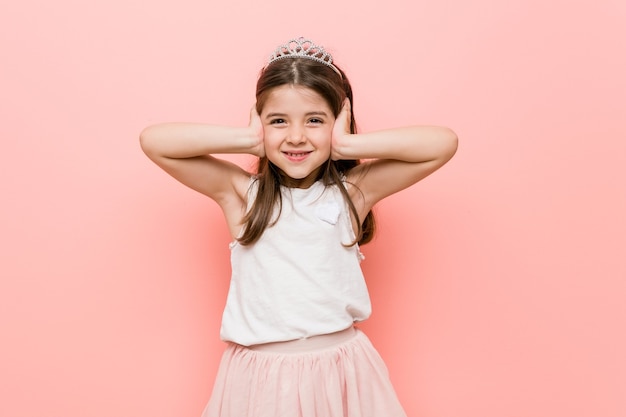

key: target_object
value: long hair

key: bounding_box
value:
[237,58,375,246]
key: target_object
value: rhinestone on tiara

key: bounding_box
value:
[268,37,341,75]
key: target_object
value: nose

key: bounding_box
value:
[287,125,306,144]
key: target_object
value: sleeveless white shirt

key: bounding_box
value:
[220,179,372,346]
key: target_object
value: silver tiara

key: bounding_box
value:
[268,37,341,75]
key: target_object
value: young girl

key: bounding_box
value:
[140,37,457,417]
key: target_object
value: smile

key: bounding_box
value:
[283,151,312,161]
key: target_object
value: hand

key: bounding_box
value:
[331,98,351,160]
[249,105,265,158]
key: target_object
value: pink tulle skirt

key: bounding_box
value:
[201,327,406,417]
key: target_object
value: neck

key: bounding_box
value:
[280,168,321,189]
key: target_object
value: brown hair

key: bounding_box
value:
[238,58,375,246]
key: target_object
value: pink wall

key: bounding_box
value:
[2,1,625,416]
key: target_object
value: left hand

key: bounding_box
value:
[331,98,351,160]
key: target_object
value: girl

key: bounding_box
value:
[140,37,457,417]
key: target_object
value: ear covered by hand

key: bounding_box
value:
[331,98,351,161]
[249,105,265,158]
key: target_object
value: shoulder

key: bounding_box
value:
[231,173,257,206]
[341,164,369,204]
[219,173,256,239]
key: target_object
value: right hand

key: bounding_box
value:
[249,106,265,158]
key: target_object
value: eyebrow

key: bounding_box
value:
[264,111,330,119]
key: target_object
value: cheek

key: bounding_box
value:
[263,130,282,147]
[316,128,333,148]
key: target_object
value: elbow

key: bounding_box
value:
[139,126,158,157]
[448,128,459,157]
[440,127,458,162]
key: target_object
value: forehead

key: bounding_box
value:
[262,85,331,112]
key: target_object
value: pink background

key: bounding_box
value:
[2,0,625,416]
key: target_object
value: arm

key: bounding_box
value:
[332,101,458,215]
[139,108,264,206]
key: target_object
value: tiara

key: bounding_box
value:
[267,37,341,75]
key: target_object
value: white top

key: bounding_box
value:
[220,179,372,346]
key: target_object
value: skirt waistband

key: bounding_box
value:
[247,326,358,354]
